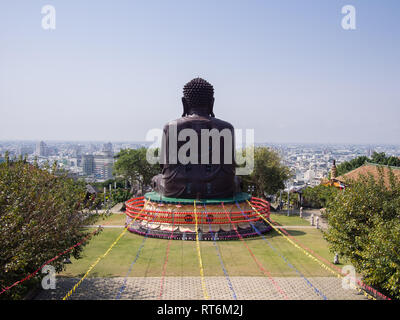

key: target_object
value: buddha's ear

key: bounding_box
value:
[181,97,188,116]
[210,98,215,117]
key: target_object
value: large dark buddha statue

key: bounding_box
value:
[151,78,240,199]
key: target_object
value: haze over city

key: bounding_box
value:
[0,1,399,144]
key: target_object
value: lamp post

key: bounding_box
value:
[286,181,292,217]
[247,185,255,195]
[103,187,106,209]
[109,184,112,209]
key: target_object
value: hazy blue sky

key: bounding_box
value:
[0,0,399,144]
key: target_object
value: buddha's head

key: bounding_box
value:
[182,78,215,117]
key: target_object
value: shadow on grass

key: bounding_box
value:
[280,230,307,237]
[237,229,307,241]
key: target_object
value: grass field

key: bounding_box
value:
[269,213,310,226]
[96,213,126,226]
[60,213,339,279]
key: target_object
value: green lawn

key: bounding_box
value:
[60,214,339,278]
[269,213,310,226]
[96,213,126,226]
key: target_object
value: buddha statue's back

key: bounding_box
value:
[151,78,239,199]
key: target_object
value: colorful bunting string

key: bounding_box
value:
[236,202,327,300]
[193,200,209,300]
[221,203,289,300]
[62,200,147,300]
[204,204,237,300]
[0,228,100,297]
[246,199,377,300]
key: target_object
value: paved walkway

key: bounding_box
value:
[274,208,329,230]
[301,209,329,230]
[35,277,367,300]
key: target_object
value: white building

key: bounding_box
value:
[304,169,315,181]
[94,151,114,181]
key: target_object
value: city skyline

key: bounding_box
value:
[1,139,400,146]
[2,139,399,187]
[1,1,399,144]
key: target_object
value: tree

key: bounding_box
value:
[278,191,301,209]
[335,152,400,177]
[113,148,160,194]
[324,167,400,299]
[371,152,400,167]
[240,147,291,198]
[302,185,339,209]
[0,156,99,300]
[96,178,126,190]
[335,156,369,177]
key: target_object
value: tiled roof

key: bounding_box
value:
[86,184,99,194]
[336,163,400,187]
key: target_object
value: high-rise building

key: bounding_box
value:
[102,142,113,153]
[93,152,114,180]
[36,141,48,157]
[367,148,375,158]
[82,154,95,176]
[72,145,82,157]
[82,152,114,181]
[72,145,83,166]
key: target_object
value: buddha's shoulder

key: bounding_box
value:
[210,117,234,129]
[163,116,233,129]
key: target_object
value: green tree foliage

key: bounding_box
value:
[336,156,369,177]
[324,167,400,299]
[92,178,131,208]
[103,189,132,208]
[371,152,400,167]
[240,147,291,197]
[0,156,99,300]
[114,148,160,193]
[95,178,126,190]
[277,191,301,209]
[111,188,132,205]
[336,152,400,177]
[302,185,339,209]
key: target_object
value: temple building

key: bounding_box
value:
[320,160,344,188]
[335,163,400,188]
[321,160,400,189]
